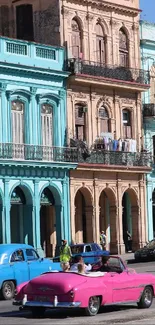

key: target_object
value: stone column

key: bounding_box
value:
[70,180,76,244]
[109,206,119,254]
[85,206,94,242]
[62,179,70,242]
[131,206,140,251]
[93,179,100,244]
[4,179,11,243]
[139,179,147,247]
[117,180,125,254]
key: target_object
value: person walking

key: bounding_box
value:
[100,230,106,250]
[59,239,72,263]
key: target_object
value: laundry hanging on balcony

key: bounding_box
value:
[94,137,137,153]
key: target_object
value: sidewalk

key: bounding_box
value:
[118,252,134,262]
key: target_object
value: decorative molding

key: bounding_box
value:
[86,13,94,21]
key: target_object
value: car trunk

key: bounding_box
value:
[24,272,87,298]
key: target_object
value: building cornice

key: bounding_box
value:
[65,0,140,17]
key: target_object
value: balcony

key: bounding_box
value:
[78,150,152,168]
[0,143,78,163]
[67,59,150,89]
[0,37,65,71]
[143,104,155,117]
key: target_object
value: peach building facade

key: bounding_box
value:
[0,0,151,253]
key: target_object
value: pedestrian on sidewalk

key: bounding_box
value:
[100,230,106,250]
[60,239,72,263]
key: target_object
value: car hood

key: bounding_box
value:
[24,272,87,295]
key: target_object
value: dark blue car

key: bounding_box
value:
[54,243,110,264]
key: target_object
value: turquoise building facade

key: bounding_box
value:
[140,20,155,240]
[0,36,77,257]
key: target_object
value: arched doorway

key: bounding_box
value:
[99,188,116,253]
[74,188,93,243]
[10,186,33,244]
[152,190,155,237]
[122,189,139,252]
[40,187,56,257]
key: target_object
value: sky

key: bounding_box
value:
[140,0,155,23]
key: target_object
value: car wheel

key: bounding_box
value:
[1,281,15,300]
[137,286,153,309]
[30,307,46,318]
[84,296,100,316]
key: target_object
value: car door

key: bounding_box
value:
[25,248,51,280]
[10,249,29,285]
[110,258,141,302]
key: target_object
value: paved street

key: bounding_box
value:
[1,258,155,325]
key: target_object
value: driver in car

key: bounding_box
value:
[98,256,123,273]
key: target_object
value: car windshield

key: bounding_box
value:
[0,252,9,264]
[146,240,155,248]
[71,245,84,254]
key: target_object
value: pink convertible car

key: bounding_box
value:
[13,256,155,317]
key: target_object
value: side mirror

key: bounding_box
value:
[40,257,44,262]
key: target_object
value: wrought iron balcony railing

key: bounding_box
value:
[0,143,151,168]
[67,59,150,85]
[0,143,78,163]
[78,150,152,168]
[143,103,155,117]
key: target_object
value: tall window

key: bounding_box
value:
[75,104,86,141]
[11,101,24,144]
[119,28,128,67]
[41,104,53,146]
[16,4,34,41]
[99,106,110,134]
[95,23,105,64]
[71,18,82,58]
[122,109,132,138]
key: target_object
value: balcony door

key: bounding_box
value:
[95,23,105,64]
[41,104,53,160]
[11,101,24,159]
[75,104,86,141]
[119,28,129,68]
[71,18,82,58]
[16,4,34,41]
[122,109,132,139]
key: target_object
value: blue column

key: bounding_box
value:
[6,91,12,142]
[4,179,11,243]
[2,207,5,243]
[30,87,37,145]
[59,90,66,146]
[62,179,69,242]
[1,85,7,142]
[36,95,41,145]
[34,180,42,255]
[147,180,153,241]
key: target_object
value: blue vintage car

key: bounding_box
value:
[0,243,61,300]
[53,243,110,264]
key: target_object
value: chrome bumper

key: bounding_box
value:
[23,301,81,308]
